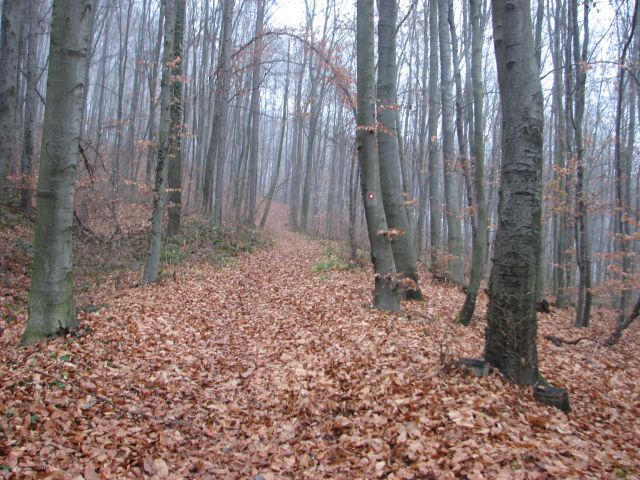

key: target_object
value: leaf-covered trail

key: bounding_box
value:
[1,226,640,479]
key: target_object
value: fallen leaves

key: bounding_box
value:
[1,222,639,478]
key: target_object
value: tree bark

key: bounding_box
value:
[166,0,186,237]
[20,0,40,214]
[377,0,422,300]
[143,0,177,284]
[438,0,464,285]
[356,0,400,311]
[211,0,234,225]
[22,0,92,345]
[427,0,442,270]
[247,0,265,225]
[484,0,544,385]
[0,0,22,192]
[571,0,592,328]
[458,0,488,325]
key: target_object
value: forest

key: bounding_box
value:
[0,0,639,477]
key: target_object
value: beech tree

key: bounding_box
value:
[376,0,422,300]
[484,0,544,384]
[0,0,22,192]
[143,0,177,284]
[22,0,92,345]
[356,0,400,311]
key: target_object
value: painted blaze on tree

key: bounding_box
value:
[484,0,544,385]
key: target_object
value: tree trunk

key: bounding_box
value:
[212,0,234,225]
[458,0,488,325]
[20,0,40,214]
[484,0,543,385]
[376,0,422,300]
[260,45,290,229]
[0,0,22,191]
[613,0,639,330]
[247,0,265,225]
[571,0,592,328]
[356,0,400,311]
[22,0,92,345]
[143,0,177,284]
[166,0,186,237]
[427,0,442,270]
[438,0,464,285]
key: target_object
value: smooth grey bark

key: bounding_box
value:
[20,0,40,214]
[571,0,592,328]
[111,0,133,190]
[143,0,177,284]
[0,0,22,191]
[247,0,265,225]
[458,0,488,326]
[438,0,464,284]
[166,0,186,237]
[145,0,165,184]
[356,0,400,311]
[287,45,307,230]
[484,0,543,385]
[427,0,442,269]
[376,0,422,300]
[613,0,639,332]
[550,0,569,308]
[211,0,233,225]
[22,0,92,345]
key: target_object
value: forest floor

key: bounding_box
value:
[1,204,639,479]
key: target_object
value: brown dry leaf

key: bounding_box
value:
[1,205,639,479]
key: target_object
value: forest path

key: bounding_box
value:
[2,221,640,478]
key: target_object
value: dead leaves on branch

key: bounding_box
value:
[0,229,639,478]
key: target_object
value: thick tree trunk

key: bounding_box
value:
[143,0,177,284]
[22,0,92,345]
[438,0,464,285]
[458,0,488,325]
[0,0,22,191]
[211,0,234,225]
[356,0,400,311]
[166,0,186,237]
[376,0,422,300]
[484,0,543,385]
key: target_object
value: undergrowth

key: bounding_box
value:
[312,243,360,273]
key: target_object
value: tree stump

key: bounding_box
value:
[533,385,570,413]
[457,358,490,377]
[536,298,551,313]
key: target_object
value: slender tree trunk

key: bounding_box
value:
[247,0,265,225]
[613,0,639,330]
[260,46,290,229]
[22,0,92,345]
[20,0,40,214]
[145,1,165,184]
[377,0,422,299]
[427,0,442,270]
[438,0,464,284]
[571,0,592,328]
[485,0,543,385]
[356,0,400,311]
[166,0,186,237]
[143,0,177,284]
[0,0,22,191]
[458,0,488,325]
